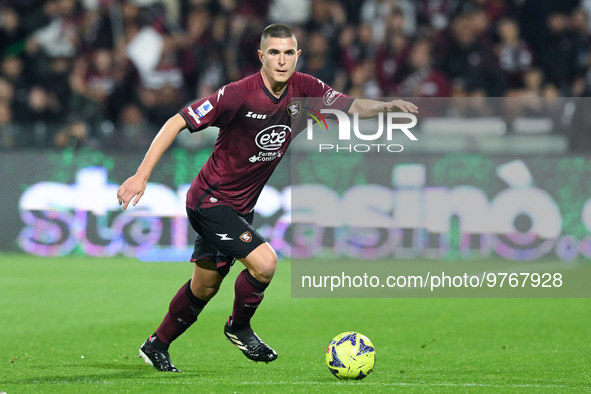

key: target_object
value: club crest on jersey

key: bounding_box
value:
[255,125,291,151]
[240,231,253,243]
[287,101,301,118]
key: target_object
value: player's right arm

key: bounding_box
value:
[117,113,186,210]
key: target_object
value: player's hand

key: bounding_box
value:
[117,174,147,210]
[386,99,419,114]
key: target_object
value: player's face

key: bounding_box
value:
[258,37,301,86]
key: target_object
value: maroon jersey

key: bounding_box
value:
[179,71,353,214]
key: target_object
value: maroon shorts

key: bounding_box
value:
[186,205,266,277]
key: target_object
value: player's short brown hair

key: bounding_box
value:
[260,23,298,50]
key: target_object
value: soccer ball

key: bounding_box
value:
[325,331,376,380]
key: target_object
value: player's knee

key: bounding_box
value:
[255,262,277,283]
[194,283,220,301]
[242,243,277,283]
[250,250,277,283]
[190,272,223,301]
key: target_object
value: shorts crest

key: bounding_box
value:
[240,231,253,242]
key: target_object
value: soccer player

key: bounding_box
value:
[117,23,418,372]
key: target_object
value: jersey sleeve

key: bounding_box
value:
[179,83,242,132]
[300,73,354,114]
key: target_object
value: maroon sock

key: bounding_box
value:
[155,280,208,345]
[231,269,269,329]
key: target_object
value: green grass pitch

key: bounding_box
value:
[0,253,590,393]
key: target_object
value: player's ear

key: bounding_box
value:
[258,49,264,64]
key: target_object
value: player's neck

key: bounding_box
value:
[260,70,287,98]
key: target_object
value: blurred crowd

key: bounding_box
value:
[1,0,590,150]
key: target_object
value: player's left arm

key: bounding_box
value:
[348,98,419,119]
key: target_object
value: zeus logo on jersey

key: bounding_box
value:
[246,111,267,119]
[255,125,291,151]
